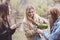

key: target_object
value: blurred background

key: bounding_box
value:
[0,0,60,40]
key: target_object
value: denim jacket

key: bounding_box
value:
[41,17,60,40]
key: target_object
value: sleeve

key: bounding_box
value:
[40,23,60,40]
[21,22,35,37]
[36,14,48,24]
[0,27,16,36]
[8,27,16,35]
[38,29,50,40]
[25,29,35,37]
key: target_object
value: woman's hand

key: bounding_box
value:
[36,29,42,34]
[10,24,19,30]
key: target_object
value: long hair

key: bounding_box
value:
[0,3,9,27]
[48,7,60,29]
[26,6,35,21]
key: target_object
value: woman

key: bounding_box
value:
[20,6,48,40]
[0,3,19,40]
[36,7,60,40]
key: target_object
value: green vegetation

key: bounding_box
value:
[36,22,48,29]
[36,0,48,16]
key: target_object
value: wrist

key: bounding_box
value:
[10,27,14,30]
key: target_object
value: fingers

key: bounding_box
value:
[10,24,20,30]
[36,29,42,34]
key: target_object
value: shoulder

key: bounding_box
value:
[53,21,60,28]
[56,21,60,26]
[55,21,60,32]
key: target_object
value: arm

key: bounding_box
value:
[39,23,60,40]
[9,23,19,35]
[8,27,16,35]
[0,27,16,36]
[21,22,35,37]
[36,14,48,24]
[25,29,35,37]
[36,29,50,40]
